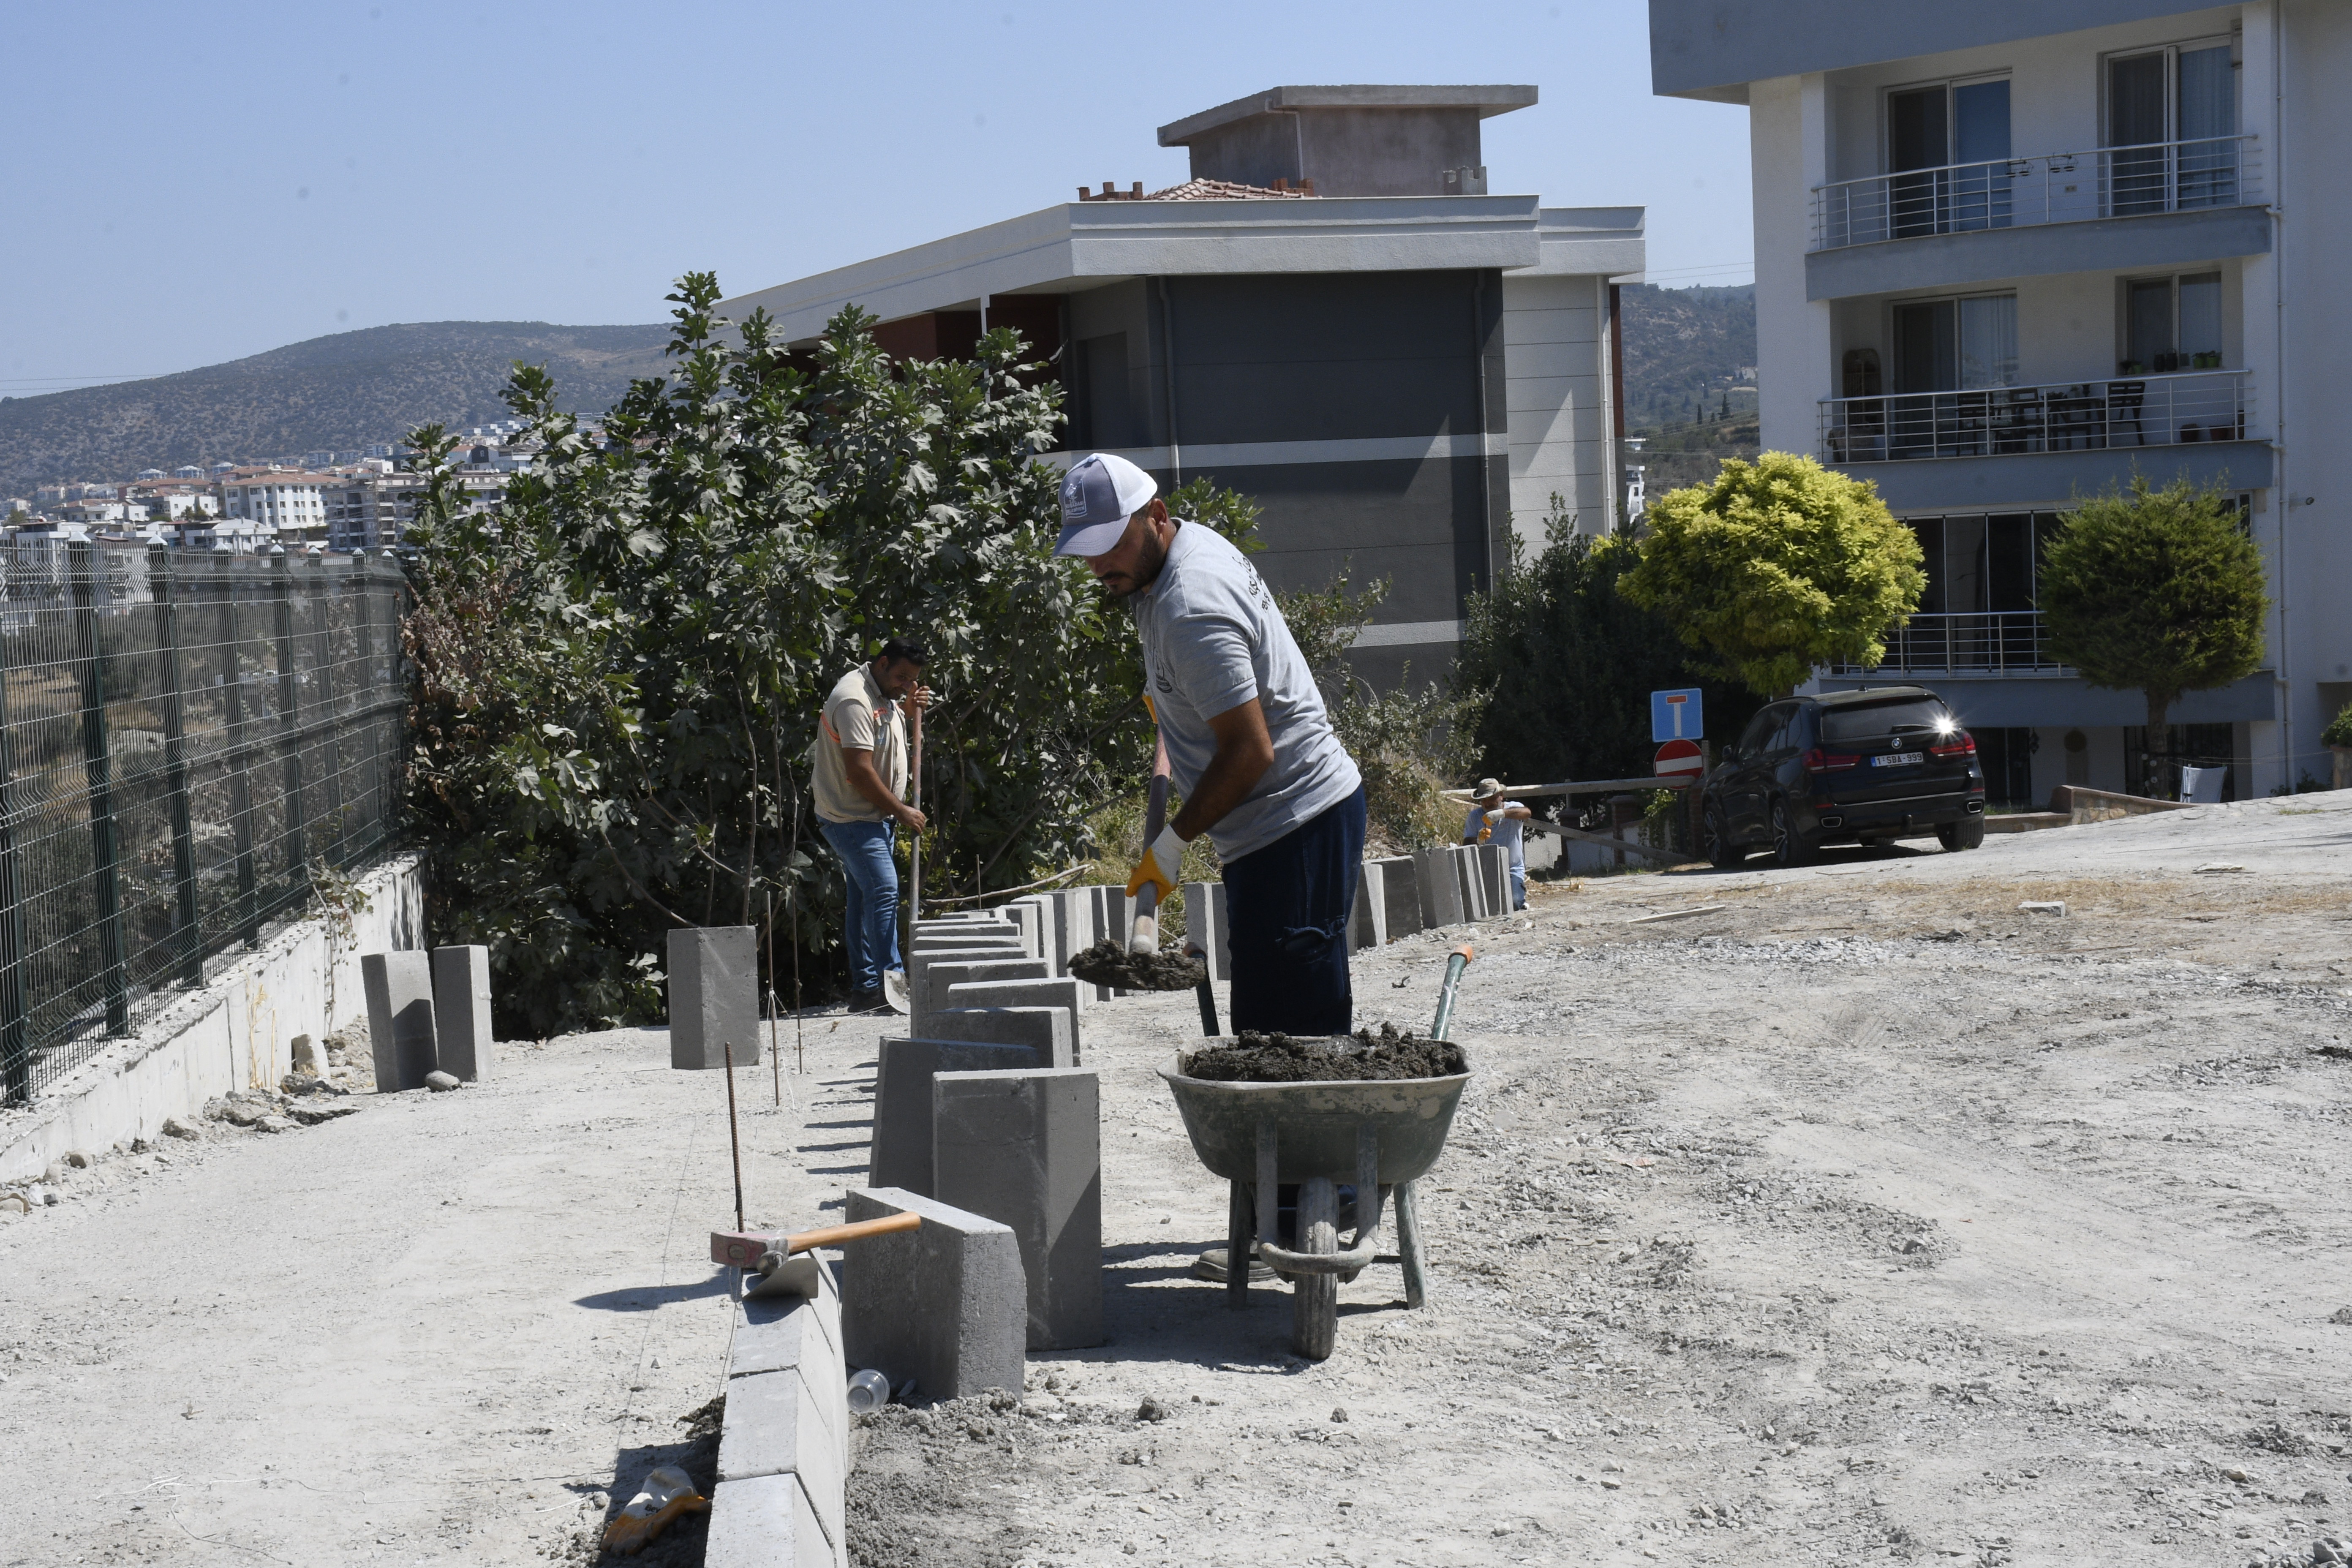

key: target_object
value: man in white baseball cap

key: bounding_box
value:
[1055,452,1366,1036]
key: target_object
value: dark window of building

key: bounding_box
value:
[1903,512,2041,614]
[1070,332,1135,451]
[1972,726,2038,808]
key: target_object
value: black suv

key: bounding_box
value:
[1701,686,1987,868]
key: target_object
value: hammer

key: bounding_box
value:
[714,1211,924,1300]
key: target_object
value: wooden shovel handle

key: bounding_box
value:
[781,1211,922,1253]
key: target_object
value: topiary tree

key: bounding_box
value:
[2038,476,2268,794]
[1616,451,1924,697]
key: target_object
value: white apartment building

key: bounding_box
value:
[218,467,332,542]
[1652,0,2349,800]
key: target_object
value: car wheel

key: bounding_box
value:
[1704,803,1744,868]
[1770,798,1817,868]
[1937,814,1986,852]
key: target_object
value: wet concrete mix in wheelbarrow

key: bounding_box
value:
[1181,1021,1467,1082]
[1067,939,1208,991]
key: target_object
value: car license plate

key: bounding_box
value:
[1873,751,1924,768]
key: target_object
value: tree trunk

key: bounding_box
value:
[2145,690,2173,799]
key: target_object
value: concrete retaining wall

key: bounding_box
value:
[0,852,425,1185]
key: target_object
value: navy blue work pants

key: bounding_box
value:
[1222,784,1367,1038]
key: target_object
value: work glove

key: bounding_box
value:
[1125,823,1186,903]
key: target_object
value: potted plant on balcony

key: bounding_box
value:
[2326,701,2352,791]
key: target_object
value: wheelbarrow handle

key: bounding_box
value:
[1428,944,1474,1041]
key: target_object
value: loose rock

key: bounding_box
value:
[161,1117,199,1140]
[1136,1396,1168,1423]
[424,1071,462,1092]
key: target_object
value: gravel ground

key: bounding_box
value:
[7,790,2352,1568]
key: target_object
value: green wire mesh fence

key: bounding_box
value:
[0,540,409,1106]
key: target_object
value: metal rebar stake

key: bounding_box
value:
[724,1039,746,1234]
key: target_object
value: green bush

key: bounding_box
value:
[403,275,1147,1038]
[1459,498,1758,790]
[2324,702,2352,750]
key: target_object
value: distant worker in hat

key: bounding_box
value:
[1054,452,1366,1036]
[1464,778,1532,912]
[810,636,931,1014]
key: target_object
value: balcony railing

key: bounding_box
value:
[1828,612,2068,678]
[1813,134,2259,250]
[1820,369,2251,464]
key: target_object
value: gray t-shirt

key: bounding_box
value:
[1135,521,1362,862]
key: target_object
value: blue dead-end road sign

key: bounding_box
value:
[1650,687,1704,743]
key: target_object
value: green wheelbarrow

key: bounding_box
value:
[1156,946,1475,1360]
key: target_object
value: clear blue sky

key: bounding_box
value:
[0,1,1752,395]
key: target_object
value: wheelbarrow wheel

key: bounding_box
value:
[1291,1176,1339,1361]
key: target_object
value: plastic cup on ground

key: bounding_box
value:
[847,1367,890,1414]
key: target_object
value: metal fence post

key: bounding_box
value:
[270,545,305,899]
[71,539,130,1036]
[352,555,380,853]
[313,551,345,864]
[0,567,31,1104]
[217,551,260,948]
[149,543,202,987]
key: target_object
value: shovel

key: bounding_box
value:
[1128,733,1173,954]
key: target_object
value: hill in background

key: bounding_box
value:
[6,283,1761,496]
[0,321,672,492]
[1618,282,1756,432]
[1618,282,1759,492]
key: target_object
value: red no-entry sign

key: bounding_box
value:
[1654,738,1704,779]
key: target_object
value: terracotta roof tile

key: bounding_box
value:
[1143,178,1314,200]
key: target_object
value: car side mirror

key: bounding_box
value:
[1718,744,1738,765]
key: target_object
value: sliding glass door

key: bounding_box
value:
[2107,42,2239,216]
[1887,79,2010,237]
[1889,295,2017,456]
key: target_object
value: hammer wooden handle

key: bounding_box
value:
[781,1212,921,1253]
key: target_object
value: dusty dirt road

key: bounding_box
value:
[847,792,2352,1568]
[7,790,2351,1568]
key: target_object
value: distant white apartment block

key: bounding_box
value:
[1652,0,2349,798]
[218,468,332,542]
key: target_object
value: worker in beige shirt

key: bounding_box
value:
[810,637,929,1013]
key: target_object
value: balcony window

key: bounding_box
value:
[2123,271,2223,373]
[1886,77,2011,238]
[2106,40,2239,215]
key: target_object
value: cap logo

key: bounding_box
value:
[1062,464,1090,521]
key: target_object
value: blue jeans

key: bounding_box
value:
[819,819,900,992]
[1223,785,1367,1037]
[1509,863,1526,911]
